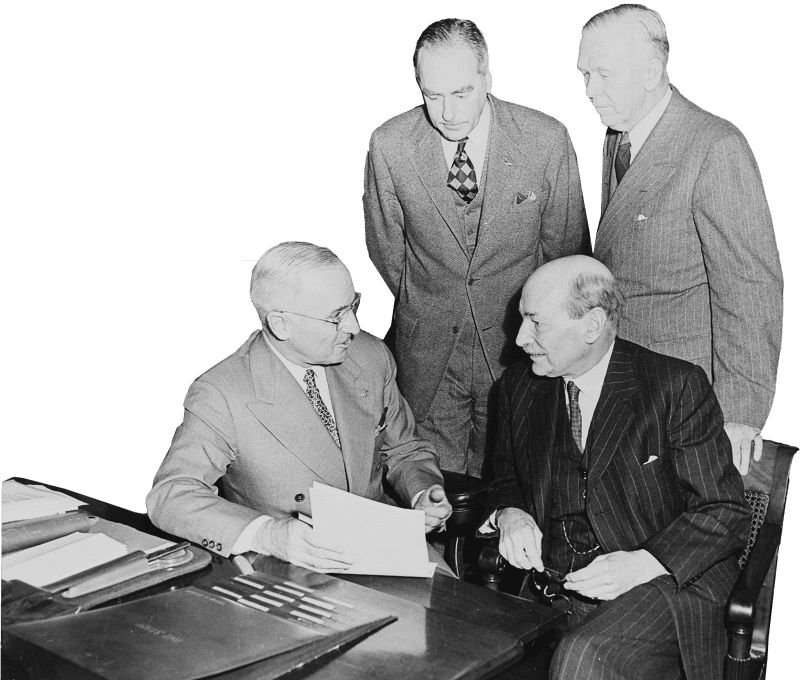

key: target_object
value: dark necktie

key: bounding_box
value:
[614,132,631,185]
[447,138,478,203]
[303,369,341,448]
[566,381,583,452]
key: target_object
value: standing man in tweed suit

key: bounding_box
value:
[485,256,749,680]
[364,18,591,478]
[577,4,783,475]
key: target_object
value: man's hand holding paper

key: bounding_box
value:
[252,517,354,573]
[413,484,452,532]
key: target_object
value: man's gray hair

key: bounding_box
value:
[584,4,669,66]
[565,272,626,330]
[249,242,343,326]
[413,18,488,82]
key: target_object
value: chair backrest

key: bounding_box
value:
[737,439,797,657]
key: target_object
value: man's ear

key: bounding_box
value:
[484,68,493,94]
[583,307,608,344]
[265,311,290,340]
[645,57,664,92]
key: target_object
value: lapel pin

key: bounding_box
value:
[360,390,368,398]
[503,160,513,167]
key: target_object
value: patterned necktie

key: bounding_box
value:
[447,138,478,203]
[614,131,631,184]
[566,381,583,452]
[303,369,341,448]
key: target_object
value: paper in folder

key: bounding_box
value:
[3,579,395,680]
[309,482,437,577]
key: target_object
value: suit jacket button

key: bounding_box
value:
[452,326,459,334]
[295,493,305,503]
[201,539,209,547]
[468,277,476,285]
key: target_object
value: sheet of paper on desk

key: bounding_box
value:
[310,482,436,577]
[2,531,128,587]
[2,480,85,523]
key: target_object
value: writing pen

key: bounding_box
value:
[46,541,191,599]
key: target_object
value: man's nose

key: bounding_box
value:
[515,323,529,348]
[340,310,360,336]
[585,73,601,99]
[442,96,456,122]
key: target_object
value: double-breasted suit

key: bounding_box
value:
[147,330,442,557]
[486,339,750,680]
[364,94,590,472]
[595,87,782,428]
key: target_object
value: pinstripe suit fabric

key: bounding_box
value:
[486,339,750,680]
[595,87,782,429]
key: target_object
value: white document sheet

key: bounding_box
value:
[309,482,436,578]
[2,531,128,587]
[1,480,86,523]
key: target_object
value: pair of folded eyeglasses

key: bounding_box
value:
[528,567,572,613]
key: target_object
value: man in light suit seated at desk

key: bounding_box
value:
[147,241,452,572]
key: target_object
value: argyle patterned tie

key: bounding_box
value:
[566,381,583,452]
[303,369,341,448]
[447,138,478,203]
[614,131,631,184]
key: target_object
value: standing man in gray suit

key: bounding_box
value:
[365,18,591,478]
[147,242,451,571]
[577,4,783,474]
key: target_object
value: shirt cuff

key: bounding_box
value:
[232,515,271,554]
[411,489,426,508]
[478,510,499,535]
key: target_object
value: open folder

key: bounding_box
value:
[309,483,436,578]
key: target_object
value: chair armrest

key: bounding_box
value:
[726,523,781,659]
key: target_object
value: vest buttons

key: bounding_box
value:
[294,493,305,503]
[452,326,459,334]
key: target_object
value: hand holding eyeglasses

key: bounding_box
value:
[563,549,667,601]
[496,507,544,571]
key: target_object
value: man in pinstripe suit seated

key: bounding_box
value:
[484,255,750,680]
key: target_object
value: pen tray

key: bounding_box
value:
[2,546,212,624]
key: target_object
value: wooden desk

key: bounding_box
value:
[3,480,564,680]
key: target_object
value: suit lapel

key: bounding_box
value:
[246,334,348,489]
[525,377,559,526]
[596,87,685,257]
[326,356,373,495]
[409,115,469,258]
[586,343,638,494]
[478,96,525,234]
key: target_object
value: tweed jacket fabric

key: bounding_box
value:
[147,330,442,557]
[364,94,591,422]
[486,339,750,680]
[595,86,782,428]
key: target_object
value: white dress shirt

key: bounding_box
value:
[628,88,672,162]
[440,99,491,184]
[563,341,615,450]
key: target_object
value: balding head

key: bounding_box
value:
[516,256,624,379]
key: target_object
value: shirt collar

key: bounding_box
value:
[262,330,324,383]
[628,87,672,161]
[569,340,615,403]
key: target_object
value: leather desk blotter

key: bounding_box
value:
[3,582,395,680]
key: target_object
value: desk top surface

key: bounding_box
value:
[3,479,563,680]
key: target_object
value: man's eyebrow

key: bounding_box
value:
[422,85,474,97]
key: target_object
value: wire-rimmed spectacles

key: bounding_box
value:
[277,292,361,330]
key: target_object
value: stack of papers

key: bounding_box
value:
[2,532,128,587]
[2,480,85,523]
[309,482,436,578]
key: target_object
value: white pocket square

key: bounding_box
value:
[644,455,659,465]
